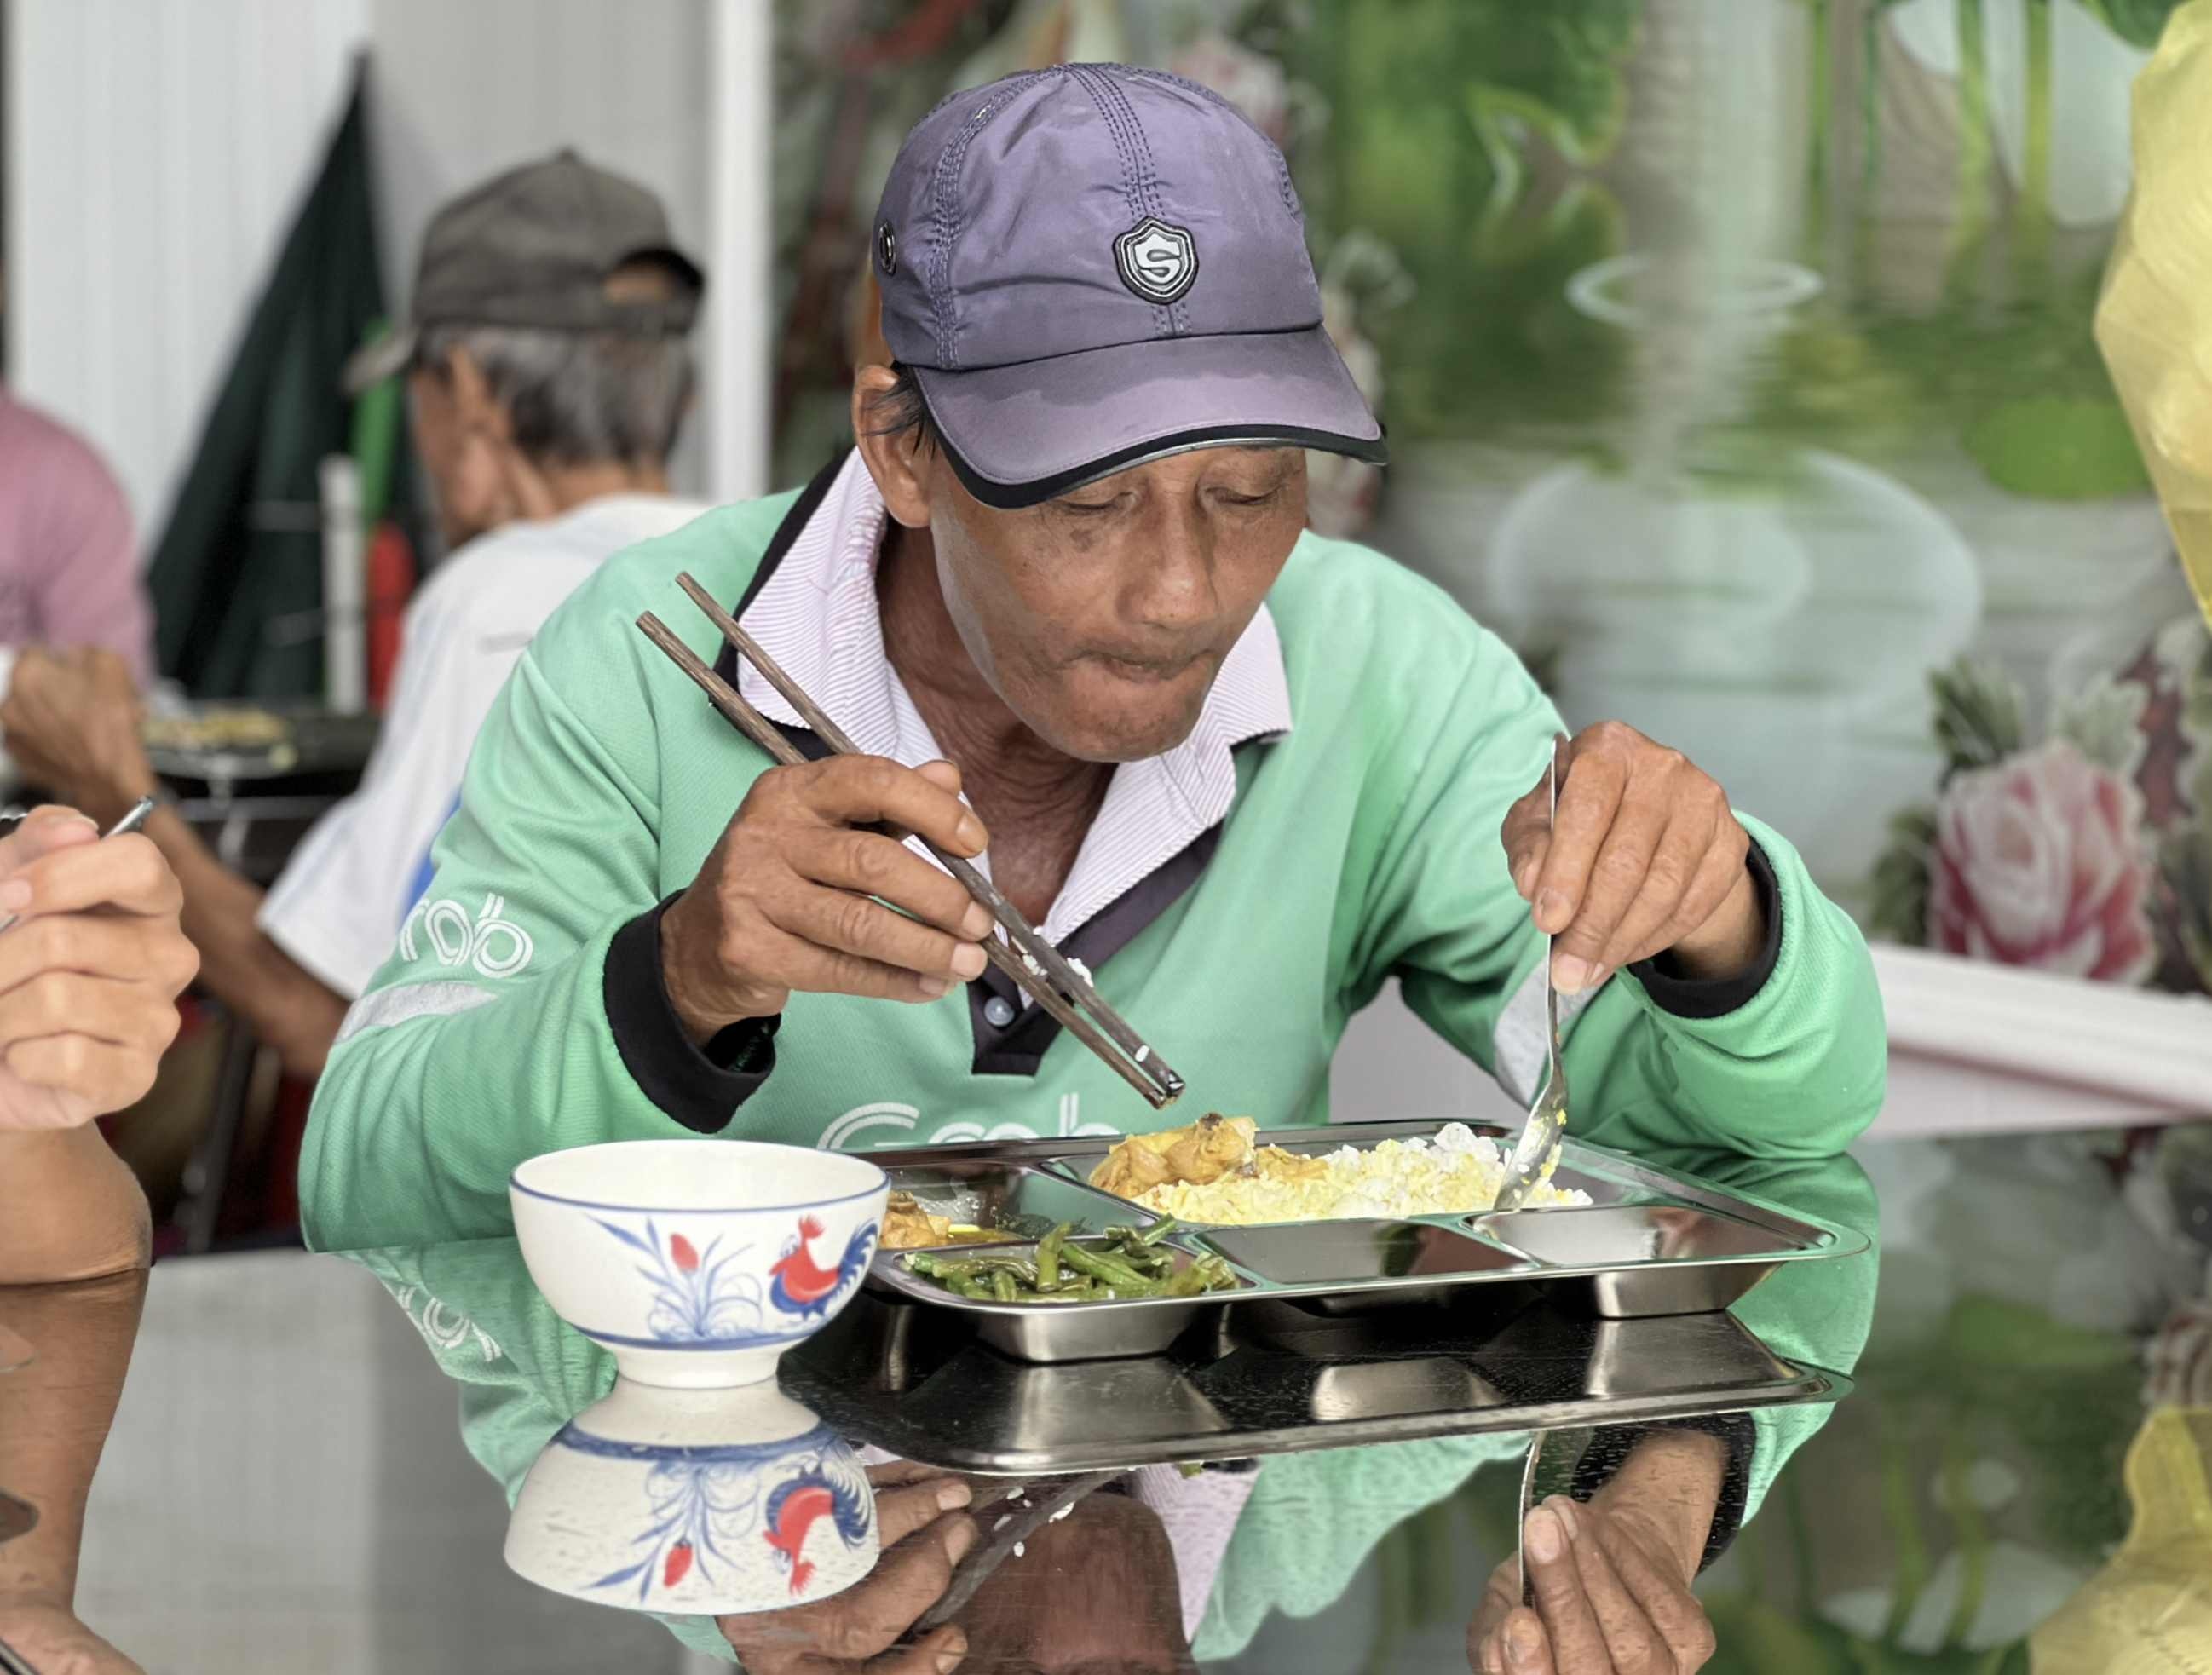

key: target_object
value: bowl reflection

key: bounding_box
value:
[504,1377,879,1616]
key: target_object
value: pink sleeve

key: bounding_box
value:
[23,430,156,688]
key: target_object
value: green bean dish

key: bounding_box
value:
[898,1218,1239,1304]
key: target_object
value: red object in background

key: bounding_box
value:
[366,518,416,712]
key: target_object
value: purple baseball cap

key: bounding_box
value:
[872,63,1385,509]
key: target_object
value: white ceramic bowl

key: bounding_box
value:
[510,1139,888,1388]
[506,1377,879,1615]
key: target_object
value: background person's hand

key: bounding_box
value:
[717,1462,976,1673]
[1501,722,1763,996]
[0,647,153,827]
[0,809,195,1131]
[661,756,996,1045]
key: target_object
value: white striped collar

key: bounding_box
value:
[737,452,1292,944]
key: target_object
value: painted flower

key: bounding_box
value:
[1929,739,2157,982]
[587,1459,763,1604]
[592,1217,766,1342]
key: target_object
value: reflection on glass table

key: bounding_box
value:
[1210,1123,2212,1675]
[57,1128,2212,1671]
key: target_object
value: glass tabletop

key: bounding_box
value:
[3,1123,2209,1672]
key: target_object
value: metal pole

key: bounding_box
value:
[704,0,775,504]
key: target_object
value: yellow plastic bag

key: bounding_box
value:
[2028,1404,2212,1672]
[2097,0,2212,630]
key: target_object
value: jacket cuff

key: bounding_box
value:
[604,896,778,1134]
[1571,1413,1755,1573]
[1627,840,1783,1022]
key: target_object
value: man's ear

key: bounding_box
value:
[850,366,932,530]
[446,346,514,446]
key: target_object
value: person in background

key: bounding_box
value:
[0,291,157,690]
[0,152,710,1083]
[0,805,195,1675]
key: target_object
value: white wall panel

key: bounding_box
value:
[6,0,372,545]
[705,0,774,503]
[6,0,757,544]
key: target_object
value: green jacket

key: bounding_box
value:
[300,483,1886,1251]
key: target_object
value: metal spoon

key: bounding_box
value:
[0,796,156,936]
[1495,743,1566,1212]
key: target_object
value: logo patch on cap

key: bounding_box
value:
[876,221,898,278]
[1114,216,1199,305]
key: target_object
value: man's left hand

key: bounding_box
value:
[0,647,153,826]
[1501,722,1762,995]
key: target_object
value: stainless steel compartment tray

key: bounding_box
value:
[1069,1121,1861,1319]
[782,1286,1852,1474]
[861,1122,1866,1343]
[875,1159,1154,1242]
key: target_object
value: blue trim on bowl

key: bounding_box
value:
[508,1173,887,1217]
[551,1419,839,1464]
[578,1324,819,1351]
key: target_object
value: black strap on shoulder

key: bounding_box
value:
[713,449,851,687]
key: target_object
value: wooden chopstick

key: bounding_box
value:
[671,573,1185,1105]
[636,610,1183,1110]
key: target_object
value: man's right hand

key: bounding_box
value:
[717,1464,976,1673]
[660,757,995,1045]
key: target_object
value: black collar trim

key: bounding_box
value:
[711,449,850,688]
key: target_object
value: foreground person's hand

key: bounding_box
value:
[0,648,154,828]
[0,809,194,1131]
[1501,722,1763,996]
[717,1463,976,1672]
[1468,1431,1725,1675]
[662,756,997,1045]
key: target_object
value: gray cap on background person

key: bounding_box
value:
[871,63,1385,509]
[343,150,704,396]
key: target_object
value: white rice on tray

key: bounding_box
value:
[1130,1121,1589,1224]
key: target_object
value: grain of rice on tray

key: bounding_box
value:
[1092,1115,1587,1225]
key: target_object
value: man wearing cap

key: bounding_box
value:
[2,153,709,1082]
[302,68,1882,1672]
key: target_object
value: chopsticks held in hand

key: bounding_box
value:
[637,574,1186,1111]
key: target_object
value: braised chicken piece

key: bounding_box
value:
[879,1191,955,1251]
[1088,1112,1259,1197]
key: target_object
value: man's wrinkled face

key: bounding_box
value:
[921,446,1307,762]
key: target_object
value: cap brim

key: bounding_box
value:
[342,325,418,398]
[911,326,1385,510]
